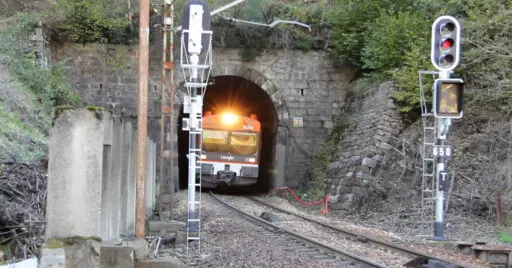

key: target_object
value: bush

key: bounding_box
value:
[361,11,430,72]
[54,0,135,44]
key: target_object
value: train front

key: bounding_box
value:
[200,112,261,188]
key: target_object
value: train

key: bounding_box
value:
[200,111,262,188]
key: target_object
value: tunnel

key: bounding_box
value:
[178,75,278,193]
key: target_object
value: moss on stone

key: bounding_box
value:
[86,105,105,119]
[44,239,65,249]
[44,236,102,249]
[53,105,74,122]
[85,105,104,111]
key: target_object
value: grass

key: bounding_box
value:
[0,104,48,163]
[499,231,512,244]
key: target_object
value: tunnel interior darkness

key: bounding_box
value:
[178,75,278,193]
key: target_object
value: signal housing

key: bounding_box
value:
[433,78,464,119]
[431,16,461,72]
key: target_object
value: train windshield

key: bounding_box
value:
[229,132,258,155]
[202,130,229,152]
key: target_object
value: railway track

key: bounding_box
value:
[210,191,388,267]
[246,195,472,268]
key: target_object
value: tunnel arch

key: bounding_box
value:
[209,63,289,123]
[176,64,288,193]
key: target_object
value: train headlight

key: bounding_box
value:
[200,154,207,159]
[221,113,238,125]
[247,158,256,163]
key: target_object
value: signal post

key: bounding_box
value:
[430,15,464,240]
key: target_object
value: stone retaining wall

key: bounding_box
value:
[327,81,404,210]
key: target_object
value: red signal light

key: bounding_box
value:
[440,38,454,50]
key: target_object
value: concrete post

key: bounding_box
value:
[46,109,106,239]
[126,130,138,237]
[100,112,113,240]
[274,143,286,188]
[120,121,133,236]
[151,142,155,213]
[109,117,124,239]
[145,139,155,217]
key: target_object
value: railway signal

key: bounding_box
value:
[431,16,461,72]
[427,15,463,241]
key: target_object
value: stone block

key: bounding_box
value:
[329,161,342,170]
[328,194,340,203]
[135,257,185,268]
[126,239,151,260]
[101,246,135,268]
[328,201,347,210]
[343,176,362,187]
[336,185,352,194]
[359,165,371,174]
[40,248,66,268]
[343,193,355,203]
[361,157,377,169]
[351,186,366,195]
[40,239,101,268]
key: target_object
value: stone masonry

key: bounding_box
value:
[50,42,356,195]
[327,81,404,210]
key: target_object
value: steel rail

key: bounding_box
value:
[209,191,387,268]
[247,195,471,268]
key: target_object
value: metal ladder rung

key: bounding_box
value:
[187,237,200,240]
[185,82,208,88]
[188,201,201,204]
[181,64,210,69]
[188,219,200,222]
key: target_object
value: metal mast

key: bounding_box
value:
[180,0,213,257]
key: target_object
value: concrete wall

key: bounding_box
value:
[50,43,356,195]
[46,108,157,240]
[326,82,404,210]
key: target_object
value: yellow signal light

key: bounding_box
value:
[434,78,464,119]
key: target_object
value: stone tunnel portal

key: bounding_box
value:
[178,75,278,193]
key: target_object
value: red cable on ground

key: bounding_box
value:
[265,187,329,214]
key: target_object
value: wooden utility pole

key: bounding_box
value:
[136,0,150,239]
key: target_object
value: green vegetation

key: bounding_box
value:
[52,0,135,44]
[499,231,512,244]
[327,0,512,113]
[299,129,342,202]
[0,13,79,163]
